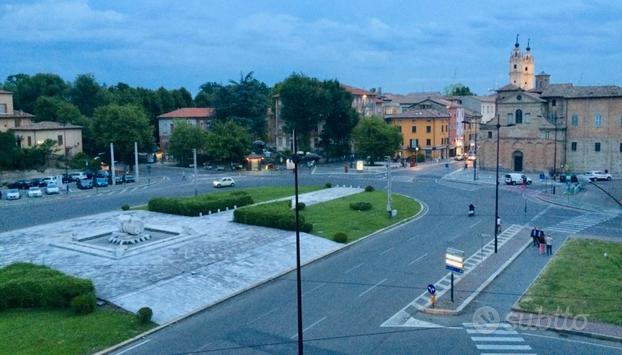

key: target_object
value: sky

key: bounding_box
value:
[1,0,621,96]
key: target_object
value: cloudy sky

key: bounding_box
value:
[1,0,621,95]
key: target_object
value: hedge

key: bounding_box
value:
[234,201,313,233]
[350,201,372,211]
[71,292,96,314]
[0,263,94,310]
[148,192,254,216]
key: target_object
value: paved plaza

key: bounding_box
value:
[0,187,362,324]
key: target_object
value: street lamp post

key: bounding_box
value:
[462,120,478,181]
[494,118,515,253]
[291,130,304,355]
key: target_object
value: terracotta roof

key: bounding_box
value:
[157,107,215,119]
[10,121,82,131]
[341,84,376,97]
[541,84,622,98]
[386,108,450,119]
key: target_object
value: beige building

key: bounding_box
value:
[11,121,83,157]
[0,90,34,132]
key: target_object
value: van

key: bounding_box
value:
[505,173,532,185]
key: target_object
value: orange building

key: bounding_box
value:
[386,108,450,160]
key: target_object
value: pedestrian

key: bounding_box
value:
[538,229,546,255]
[545,235,553,256]
[182,172,187,181]
[530,226,539,247]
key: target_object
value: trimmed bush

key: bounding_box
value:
[0,263,94,310]
[70,292,96,314]
[148,192,254,216]
[333,232,348,243]
[137,307,153,324]
[121,204,130,211]
[364,185,374,192]
[234,201,313,233]
[296,202,306,211]
[350,201,372,211]
[324,182,332,188]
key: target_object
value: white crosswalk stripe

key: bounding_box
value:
[547,212,617,235]
[463,323,535,354]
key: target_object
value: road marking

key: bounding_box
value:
[248,308,278,325]
[408,253,428,266]
[471,336,525,342]
[303,283,325,296]
[476,344,532,350]
[522,332,622,350]
[114,339,152,354]
[344,263,363,274]
[379,247,393,256]
[466,329,518,335]
[291,316,327,339]
[358,278,387,297]
[469,220,481,229]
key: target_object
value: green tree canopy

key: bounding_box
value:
[352,117,402,163]
[205,120,251,163]
[194,82,222,107]
[3,73,69,113]
[444,83,474,96]
[92,104,154,164]
[167,121,208,166]
[319,80,359,159]
[70,74,112,116]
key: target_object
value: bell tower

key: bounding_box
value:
[521,39,535,90]
[508,35,535,90]
[509,34,523,87]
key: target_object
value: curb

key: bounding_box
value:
[96,194,428,355]
[533,192,598,212]
[421,234,531,316]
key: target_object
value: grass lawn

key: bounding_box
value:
[517,238,622,325]
[303,191,421,242]
[0,307,154,355]
[229,185,322,204]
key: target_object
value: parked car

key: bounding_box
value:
[6,188,21,200]
[76,178,93,190]
[454,155,465,161]
[29,178,42,188]
[70,172,88,181]
[62,174,71,184]
[27,186,43,197]
[109,174,123,185]
[504,173,532,185]
[41,176,58,185]
[583,170,612,181]
[123,174,135,183]
[212,177,235,188]
[94,175,109,187]
[45,183,60,194]
[8,179,32,190]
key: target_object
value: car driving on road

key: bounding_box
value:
[213,177,235,188]
[583,170,613,181]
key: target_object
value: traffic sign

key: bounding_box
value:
[427,284,436,295]
[445,247,465,274]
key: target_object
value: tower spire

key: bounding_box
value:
[526,38,531,51]
[515,33,520,48]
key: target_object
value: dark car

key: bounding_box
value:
[8,179,32,190]
[76,178,93,189]
[109,174,123,185]
[94,173,109,187]
[62,174,72,184]
[123,174,136,183]
[29,178,42,188]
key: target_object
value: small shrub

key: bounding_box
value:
[350,201,372,211]
[70,292,96,315]
[234,201,313,232]
[333,232,348,243]
[364,185,374,192]
[148,192,254,216]
[296,202,306,210]
[324,182,332,188]
[137,307,153,324]
[121,204,130,211]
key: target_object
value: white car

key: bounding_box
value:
[27,186,43,197]
[6,188,21,200]
[45,183,60,194]
[583,171,612,181]
[212,177,235,188]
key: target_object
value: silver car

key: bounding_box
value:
[45,183,60,194]
[212,177,235,188]
[6,188,21,200]
[27,186,43,198]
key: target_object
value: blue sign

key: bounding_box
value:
[446,265,464,273]
[427,284,436,295]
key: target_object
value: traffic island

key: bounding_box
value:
[423,225,531,315]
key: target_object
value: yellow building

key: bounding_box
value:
[386,108,450,160]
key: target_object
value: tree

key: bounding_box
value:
[92,104,154,164]
[3,73,69,113]
[276,73,325,151]
[352,117,402,163]
[205,120,251,164]
[70,74,111,116]
[319,80,359,159]
[444,83,474,96]
[0,132,20,169]
[194,82,222,107]
[167,122,208,166]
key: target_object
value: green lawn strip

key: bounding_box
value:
[0,307,154,355]
[228,185,322,204]
[517,238,622,325]
[303,191,421,242]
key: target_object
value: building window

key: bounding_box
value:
[595,142,601,152]
[620,143,622,152]
[571,142,577,151]
[515,109,523,124]
[411,126,416,133]
[488,131,492,139]
[524,112,531,123]
[57,135,63,145]
[396,125,402,132]
[426,139,431,146]
[14,119,20,127]
[619,114,622,127]
[524,66,528,71]
[506,113,514,124]
[0,104,6,113]
[571,114,579,127]
[552,99,556,107]
[426,126,431,133]
[595,113,603,128]
[513,64,517,69]
[27,136,32,146]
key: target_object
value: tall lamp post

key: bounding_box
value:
[291,130,304,355]
[494,118,515,253]
[462,120,479,181]
[551,114,563,194]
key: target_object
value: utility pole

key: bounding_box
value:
[386,156,393,218]
[292,130,304,354]
[110,142,116,186]
[134,142,139,183]
[193,148,198,196]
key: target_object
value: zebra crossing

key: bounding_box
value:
[464,322,536,354]
[91,185,150,197]
[546,212,617,234]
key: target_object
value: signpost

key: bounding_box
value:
[427,284,436,308]
[445,248,464,303]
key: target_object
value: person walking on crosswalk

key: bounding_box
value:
[538,229,546,255]
[545,235,553,256]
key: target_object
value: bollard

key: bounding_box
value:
[199,212,203,217]
[431,294,436,308]
[217,208,220,213]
